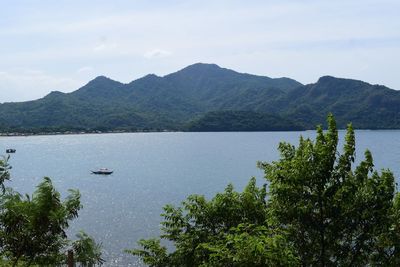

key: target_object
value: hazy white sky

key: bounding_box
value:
[0,0,399,102]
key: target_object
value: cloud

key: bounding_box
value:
[144,49,172,59]
[77,66,94,74]
[93,44,107,52]
[0,69,82,102]
[93,42,117,53]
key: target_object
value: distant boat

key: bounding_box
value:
[91,168,113,175]
[6,149,16,153]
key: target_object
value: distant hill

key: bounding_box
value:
[282,76,400,128]
[0,63,399,132]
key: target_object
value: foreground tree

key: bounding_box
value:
[127,178,298,266]
[0,162,104,266]
[72,231,105,267]
[129,114,400,266]
[0,156,11,193]
[259,114,400,266]
[0,177,81,266]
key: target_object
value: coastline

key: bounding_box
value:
[2,128,400,138]
[0,129,177,137]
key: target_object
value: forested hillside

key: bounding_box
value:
[0,63,398,132]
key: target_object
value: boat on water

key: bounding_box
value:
[6,149,16,153]
[91,168,113,175]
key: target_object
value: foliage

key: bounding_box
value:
[72,231,105,267]
[0,155,11,193]
[127,178,299,266]
[185,111,304,131]
[0,155,104,266]
[198,224,298,267]
[125,239,169,267]
[0,177,82,266]
[259,114,400,266]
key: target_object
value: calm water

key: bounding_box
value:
[1,131,400,266]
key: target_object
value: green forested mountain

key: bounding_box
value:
[282,76,400,129]
[0,63,398,132]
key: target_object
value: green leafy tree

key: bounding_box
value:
[0,177,81,266]
[126,178,298,266]
[259,114,400,266]
[72,231,105,267]
[0,156,104,266]
[0,155,11,193]
[198,224,298,267]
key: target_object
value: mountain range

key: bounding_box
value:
[0,63,399,133]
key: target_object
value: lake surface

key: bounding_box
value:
[1,131,400,266]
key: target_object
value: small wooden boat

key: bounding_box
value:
[91,168,113,175]
[6,149,16,153]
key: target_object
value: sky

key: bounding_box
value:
[0,0,399,102]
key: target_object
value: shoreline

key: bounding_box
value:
[0,129,178,137]
[1,128,400,137]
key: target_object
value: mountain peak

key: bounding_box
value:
[142,73,160,79]
[176,63,225,74]
[316,75,367,85]
[185,62,221,69]
[90,75,115,83]
[318,75,336,81]
[72,75,124,99]
[82,75,122,89]
[167,63,239,79]
[45,90,64,97]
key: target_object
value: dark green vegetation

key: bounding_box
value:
[1,63,399,133]
[128,115,400,266]
[72,231,104,267]
[0,158,104,266]
[186,111,304,131]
